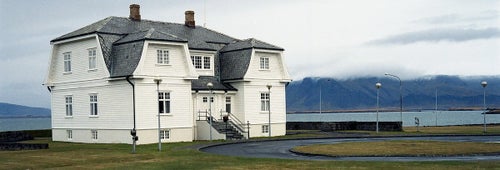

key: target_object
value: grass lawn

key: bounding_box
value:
[2,125,500,170]
[292,140,500,157]
[335,124,500,136]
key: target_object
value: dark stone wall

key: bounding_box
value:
[286,121,402,131]
[0,143,49,151]
[0,131,34,142]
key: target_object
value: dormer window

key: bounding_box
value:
[191,55,211,70]
[63,52,71,73]
[88,48,97,70]
[157,49,170,64]
[260,57,269,70]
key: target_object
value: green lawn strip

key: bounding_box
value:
[292,140,500,157]
[336,125,500,136]
[1,135,500,169]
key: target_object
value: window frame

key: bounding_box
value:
[160,129,170,140]
[262,125,269,133]
[91,130,98,140]
[225,96,231,113]
[156,49,170,65]
[191,55,212,70]
[158,91,171,114]
[89,94,98,117]
[259,57,270,70]
[63,52,72,73]
[260,92,270,112]
[67,130,73,140]
[88,48,97,70]
[65,95,73,117]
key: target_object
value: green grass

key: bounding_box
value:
[1,138,499,170]
[335,124,500,136]
[292,140,500,157]
[2,126,500,169]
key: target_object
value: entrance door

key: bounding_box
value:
[199,95,215,119]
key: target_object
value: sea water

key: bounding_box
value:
[287,111,500,127]
[0,117,51,132]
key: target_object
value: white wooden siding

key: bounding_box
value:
[133,78,194,130]
[51,81,133,130]
[133,41,197,79]
[244,50,290,80]
[49,35,109,84]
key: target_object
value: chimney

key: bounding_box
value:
[185,10,195,28]
[129,4,141,21]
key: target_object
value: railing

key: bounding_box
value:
[197,110,208,121]
[227,112,247,137]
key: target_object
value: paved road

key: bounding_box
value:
[200,136,500,161]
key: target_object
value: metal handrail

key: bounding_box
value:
[227,112,246,134]
[197,110,208,121]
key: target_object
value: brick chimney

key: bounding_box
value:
[185,10,195,28]
[129,4,141,21]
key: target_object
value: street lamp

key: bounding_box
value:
[384,73,403,125]
[481,81,487,133]
[375,82,381,133]
[207,82,214,141]
[267,84,272,137]
[153,77,162,151]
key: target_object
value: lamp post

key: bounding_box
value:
[481,81,487,133]
[153,77,162,152]
[384,73,403,124]
[375,82,381,133]
[207,82,214,141]
[319,81,322,114]
[435,88,438,126]
[267,84,272,137]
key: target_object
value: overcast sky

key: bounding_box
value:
[0,0,499,108]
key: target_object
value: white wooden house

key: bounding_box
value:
[44,4,291,144]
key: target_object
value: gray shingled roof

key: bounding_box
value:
[220,38,284,53]
[191,76,237,91]
[51,16,283,86]
[219,49,253,81]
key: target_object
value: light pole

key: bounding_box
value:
[154,77,162,152]
[481,81,487,133]
[384,73,403,125]
[435,88,438,126]
[319,81,322,114]
[267,84,272,137]
[376,82,382,133]
[207,82,213,141]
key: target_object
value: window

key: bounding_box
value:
[91,130,98,140]
[160,129,170,140]
[88,48,97,70]
[67,130,72,140]
[157,49,169,64]
[90,94,98,116]
[191,55,211,69]
[260,57,269,70]
[191,56,202,69]
[63,52,71,72]
[65,96,73,117]
[225,96,231,113]
[260,93,270,111]
[262,125,269,133]
[202,96,213,103]
[158,92,170,114]
[203,56,211,69]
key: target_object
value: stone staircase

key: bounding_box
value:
[209,120,244,140]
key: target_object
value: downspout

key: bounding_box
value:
[126,75,137,153]
[126,76,136,130]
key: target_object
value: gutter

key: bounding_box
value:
[126,76,136,130]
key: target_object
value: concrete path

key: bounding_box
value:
[200,136,500,161]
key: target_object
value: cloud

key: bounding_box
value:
[366,27,500,45]
[414,10,499,25]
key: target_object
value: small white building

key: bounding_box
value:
[44,4,291,144]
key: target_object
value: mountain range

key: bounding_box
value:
[0,103,51,118]
[286,75,500,112]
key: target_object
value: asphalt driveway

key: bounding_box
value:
[200,136,500,161]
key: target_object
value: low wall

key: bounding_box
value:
[0,143,49,151]
[286,121,402,131]
[0,131,34,142]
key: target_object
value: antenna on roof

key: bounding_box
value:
[203,0,207,27]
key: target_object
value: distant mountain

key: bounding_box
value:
[0,103,51,118]
[286,75,500,112]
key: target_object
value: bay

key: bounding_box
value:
[0,117,51,132]
[287,111,500,127]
